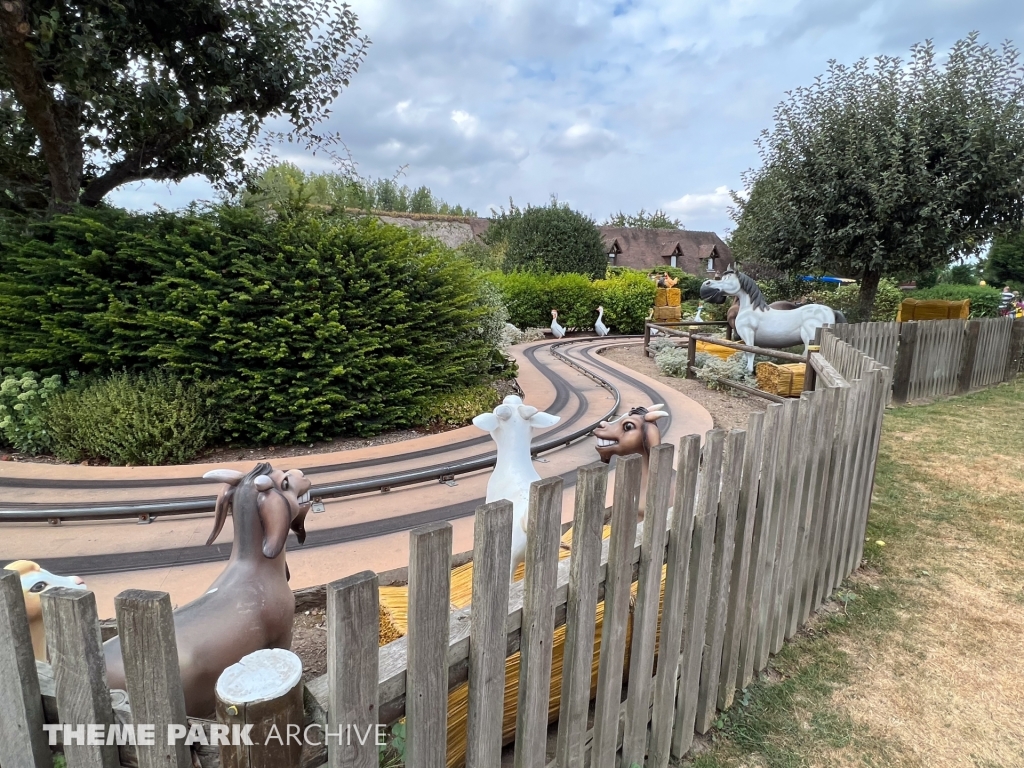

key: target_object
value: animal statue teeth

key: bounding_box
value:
[597,438,618,447]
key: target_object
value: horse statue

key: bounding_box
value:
[700,267,845,372]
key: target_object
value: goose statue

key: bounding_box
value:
[594,306,609,336]
[550,309,566,339]
[694,302,704,322]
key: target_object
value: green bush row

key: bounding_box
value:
[488,269,658,334]
[908,284,1003,317]
[0,368,214,465]
[0,206,503,444]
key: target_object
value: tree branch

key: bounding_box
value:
[79,150,178,206]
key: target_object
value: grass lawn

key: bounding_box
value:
[681,378,1024,768]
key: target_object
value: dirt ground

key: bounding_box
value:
[600,343,768,432]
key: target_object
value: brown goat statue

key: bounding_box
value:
[593,404,669,515]
[103,462,311,718]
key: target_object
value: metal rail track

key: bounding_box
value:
[0,336,640,524]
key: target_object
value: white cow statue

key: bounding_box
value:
[472,395,560,582]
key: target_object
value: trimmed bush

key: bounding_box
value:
[487,200,607,279]
[46,371,215,465]
[417,384,502,430]
[909,284,1003,317]
[593,270,658,334]
[804,278,904,321]
[0,206,501,443]
[0,368,63,454]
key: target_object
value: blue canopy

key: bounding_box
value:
[800,275,848,284]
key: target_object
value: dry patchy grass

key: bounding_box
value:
[689,379,1024,768]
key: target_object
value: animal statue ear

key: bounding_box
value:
[203,469,244,486]
[472,412,498,432]
[258,493,292,559]
[529,412,560,429]
[518,404,538,419]
[206,486,235,546]
[3,560,40,576]
[645,410,669,422]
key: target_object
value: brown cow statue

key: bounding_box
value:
[592,404,669,517]
[103,462,311,717]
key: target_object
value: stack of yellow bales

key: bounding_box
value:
[695,340,736,360]
[652,287,682,323]
[897,298,970,321]
[377,525,669,768]
[755,362,806,396]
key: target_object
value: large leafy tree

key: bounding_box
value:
[985,231,1024,289]
[0,0,368,211]
[730,34,1024,318]
[604,208,683,229]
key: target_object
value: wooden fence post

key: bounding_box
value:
[591,454,642,768]
[686,333,698,379]
[215,648,304,768]
[114,590,191,768]
[555,463,608,768]
[41,587,120,768]
[406,522,453,768]
[891,322,917,404]
[695,429,747,734]
[1004,318,1024,381]
[672,430,726,759]
[327,571,380,768]
[956,319,982,394]
[0,570,51,768]
[622,443,676,766]
[514,477,563,768]
[649,435,701,768]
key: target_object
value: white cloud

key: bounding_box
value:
[450,110,480,138]
[664,185,735,227]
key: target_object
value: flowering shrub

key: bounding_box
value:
[0,368,63,454]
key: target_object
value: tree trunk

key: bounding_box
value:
[857,268,882,322]
[0,0,83,210]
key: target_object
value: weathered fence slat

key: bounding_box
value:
[1004,318,1024,381]
[622,444,676,766]
[738,403,782,690]
[114,590,191,768]
[328,571,380,768]
[812,383,850,609]
[770,394,813,654]
[672,429,726,758]
[695,429,747,734]
[957,319,982,394]
[591,456,641,768]
[892,322,917,404]
[555,463,608,768]
[717,411,765,711]
[406,522,453,768]
[514,477,564,768]
[0,569,51,768]
[850,367,889,573]
[649,435,701,768]
[754,399,798,671]
[466,500,513,768]
[41,587,120,768]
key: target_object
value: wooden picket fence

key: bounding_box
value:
[833,317,1024,404]
[1,335,890,768]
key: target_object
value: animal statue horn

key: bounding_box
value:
[473,395,560,581]
[103,462,312,717]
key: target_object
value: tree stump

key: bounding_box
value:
[215,649,304,768]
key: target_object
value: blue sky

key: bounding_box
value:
[108,0,1024,237]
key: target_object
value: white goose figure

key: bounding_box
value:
[550,309,566,339]
[594,305,609,336]
[694,302,704,322]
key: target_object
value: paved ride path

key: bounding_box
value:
[0,338,713,617]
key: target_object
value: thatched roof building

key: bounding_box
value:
[599,228,734,276]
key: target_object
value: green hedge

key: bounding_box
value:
[0,207,500,443]
[909,284,1003,318]
[803,278,904,322]
[489,269,657,335]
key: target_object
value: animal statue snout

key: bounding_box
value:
[5,560,87,660]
